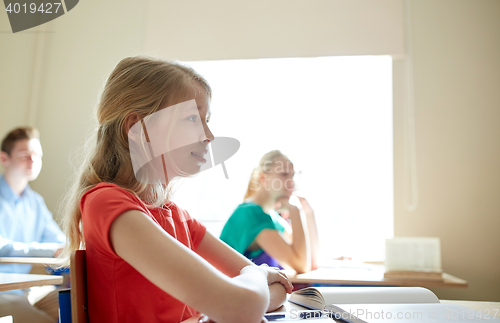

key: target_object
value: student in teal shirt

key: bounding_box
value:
[220,150,319,273]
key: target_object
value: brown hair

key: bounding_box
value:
[243,150,288,201]
[59,56,211,265]
[1,127,40,155]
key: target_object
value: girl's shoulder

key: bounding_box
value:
[81,182,145,210]
[238,201,260,208]
[236,201,266,213]
[231,202,271,222]
[224,202,277,232]
[83,182,135,197]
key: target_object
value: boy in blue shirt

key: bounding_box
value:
[0,127,65,323]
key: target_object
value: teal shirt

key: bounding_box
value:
[220,202,288,258]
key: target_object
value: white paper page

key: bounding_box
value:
[317,287,440,304]
[332,303,500,323]
[385,237,442,271]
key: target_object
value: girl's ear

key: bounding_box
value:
[258,172,266,185]
[124,113,142,137]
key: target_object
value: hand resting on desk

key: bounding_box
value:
[188,282,287,323]
[267,282,287,312]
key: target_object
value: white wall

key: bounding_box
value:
[393,0,500,302]
[0,0,148,214]
[0,0,498,301]
[143,0,404,59]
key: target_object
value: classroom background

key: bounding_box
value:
[0,0,499,302]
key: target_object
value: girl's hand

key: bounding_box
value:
[259,264,293,294]
[274,197,299,217]
[197,314,216,323]
[296,196,314,216]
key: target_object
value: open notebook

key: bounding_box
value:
[289,287,500,322]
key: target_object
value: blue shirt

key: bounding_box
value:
[0,175,66,274]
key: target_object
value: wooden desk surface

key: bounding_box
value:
[0,273,63,292]
[284,261,468,288]
[0,257,60,266]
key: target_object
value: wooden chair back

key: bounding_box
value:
[70,250,88,323]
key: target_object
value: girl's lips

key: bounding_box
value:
[191,151,207,163]
[191,151,207,157]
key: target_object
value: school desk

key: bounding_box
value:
[0,273,63,292]
[284,261,468,288]
[0,257,60,266]
[0,257,60,274]
[0,257,70,286]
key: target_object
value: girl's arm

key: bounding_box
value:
[110,210,290,323]
[195,231,289,311]
[255,200,311,273]
[195,231,253,277]
[297,196,320,271]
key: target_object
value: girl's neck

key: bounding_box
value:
[248,189,275,214]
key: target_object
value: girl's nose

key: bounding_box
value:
[203,125,214,143]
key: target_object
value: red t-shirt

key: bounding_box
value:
[81,182,207,323]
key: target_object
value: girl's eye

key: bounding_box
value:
[187,115,197,122]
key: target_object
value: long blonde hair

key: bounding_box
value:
[59,56,211,264]
[243,150,288,201]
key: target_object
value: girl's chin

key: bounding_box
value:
[275,193,292,200]
[177,165,203,177]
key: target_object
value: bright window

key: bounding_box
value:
[172,56,393,261]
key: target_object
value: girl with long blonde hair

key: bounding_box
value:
[60,56,291,323]
[220,150,320,274]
